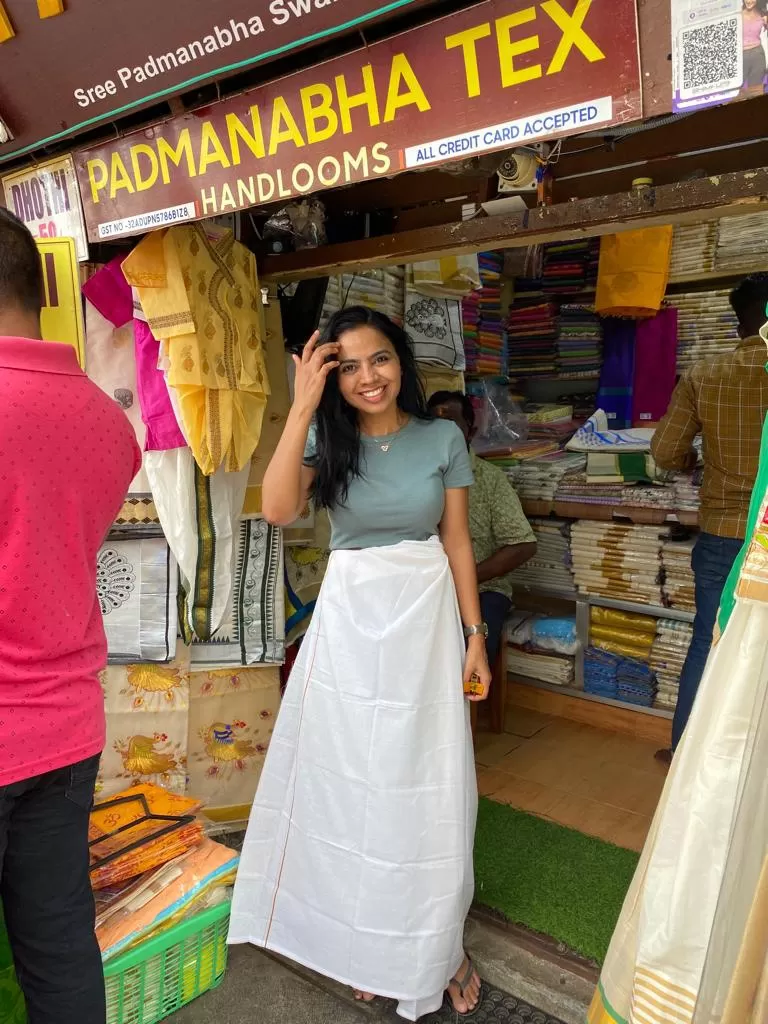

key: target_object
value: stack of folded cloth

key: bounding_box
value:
[584,648,621,698]
[541,239,599,293]
[462,251,505,375]
[715,211,768,271]
[669,221,717,278]
[665,289,738,372]
[511,517,574,591]
[506,452,585,504]
[505,288,558,378]
[90,784,239,963]
[480,439,561,471]
[650,618,693,711]
[321,267,405,326]
[555,470,624,506]
[661,536,696,611]
[584,648,657,706]
[507,647,575,686]
[671,467,702,514]
[556,304,603,379]
[571,521,664,604]
[589,606,657,660]
[616,658,657,707]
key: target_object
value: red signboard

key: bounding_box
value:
[76,0,642,242]
[0,0,428,162]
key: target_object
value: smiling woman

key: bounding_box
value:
[229,305,491,1018]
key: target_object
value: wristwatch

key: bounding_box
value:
[464,623,489,639]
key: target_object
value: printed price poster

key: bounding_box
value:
[3,155,89,260]
[672,0,768,111]
[37,237,86,367]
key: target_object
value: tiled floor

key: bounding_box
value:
[475,708,668,852]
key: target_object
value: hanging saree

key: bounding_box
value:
[589,336,768,1024]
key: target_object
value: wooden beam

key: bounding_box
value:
[259,166,768,281]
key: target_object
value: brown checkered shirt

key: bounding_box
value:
[651,336,768,539]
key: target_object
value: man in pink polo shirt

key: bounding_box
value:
[0,209,140,1023]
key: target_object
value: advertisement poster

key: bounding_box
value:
[75,0,642,242]
[3,155,89,260]
[672,0,768,111]
[37,237,86,366]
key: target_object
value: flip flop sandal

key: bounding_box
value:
[447,955,481,1017]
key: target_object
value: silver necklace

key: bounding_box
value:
[366,419,408,453]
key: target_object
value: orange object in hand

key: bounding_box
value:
[464,673,484,697]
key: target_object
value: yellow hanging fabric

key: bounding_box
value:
[595,227,673,318]
[123,225,269,475]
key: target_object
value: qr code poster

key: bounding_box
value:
[672,0,767,110]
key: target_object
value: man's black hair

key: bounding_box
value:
[427,389,475,430]
[729,273,768,334]
[0,207,43,316]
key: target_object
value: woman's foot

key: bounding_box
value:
[447,956,481,1015]
[353,990,376,1003]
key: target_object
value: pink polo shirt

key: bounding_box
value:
[0,337,141,786]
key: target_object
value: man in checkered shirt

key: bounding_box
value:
[651,274,768,761]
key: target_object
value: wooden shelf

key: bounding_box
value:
[667,266,766,287]
[520,498,699,527]
[507,673,673,719]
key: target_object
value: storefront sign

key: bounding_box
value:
[37,237,86,367]
[3,156,89,260]
[76,0,642,241]
[671,0,763,111]
[0,0,429,162]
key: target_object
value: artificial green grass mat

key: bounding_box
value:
[474,798,639,964]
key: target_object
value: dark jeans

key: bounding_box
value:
[480,590,512,665]
[671,533,743,750]
[0,755,105,1024]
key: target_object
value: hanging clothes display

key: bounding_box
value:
[242,296,291,518]
[98,538,178,663]
[145,448,249,641]
[123,225,270,476]
[632,308,679,426]
[595,227,673,318]
[187,666,281,817]
[597,319,637,429]
[99,650,191,799]
[189,520,285,667]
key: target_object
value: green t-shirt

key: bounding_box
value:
[304,417,473,550]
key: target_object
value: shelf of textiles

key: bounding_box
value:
[666,209,768,284]
[90,783,238,1021]
[504,601,693,719]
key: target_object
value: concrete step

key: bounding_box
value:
[466,910,597,1024]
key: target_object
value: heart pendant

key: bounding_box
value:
[380,444,390,452]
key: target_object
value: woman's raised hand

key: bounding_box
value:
[292,331,340,415]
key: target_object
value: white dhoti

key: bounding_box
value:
[228,538,477,1019]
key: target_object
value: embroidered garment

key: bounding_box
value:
[242,295,290,518]
[98,538,178,663]
[123,225,270,475]
[285,545,331,644]
[145,447,249,640]
[187,666,281,815]
[410,255,480,298]
[190,520,285,667]
[99,651,191,799]
[405,290,466,370]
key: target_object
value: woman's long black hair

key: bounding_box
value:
[309,305,431,509]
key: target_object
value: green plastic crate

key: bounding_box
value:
[103,900,231,1024]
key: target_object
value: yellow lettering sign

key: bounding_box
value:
[383,54,431,123]
[445,23,492,99]
[542,0,605,74]
[497,8,542,88]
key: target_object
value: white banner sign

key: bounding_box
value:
[2,154,89,261]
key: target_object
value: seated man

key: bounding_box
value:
[428,391,537,662]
